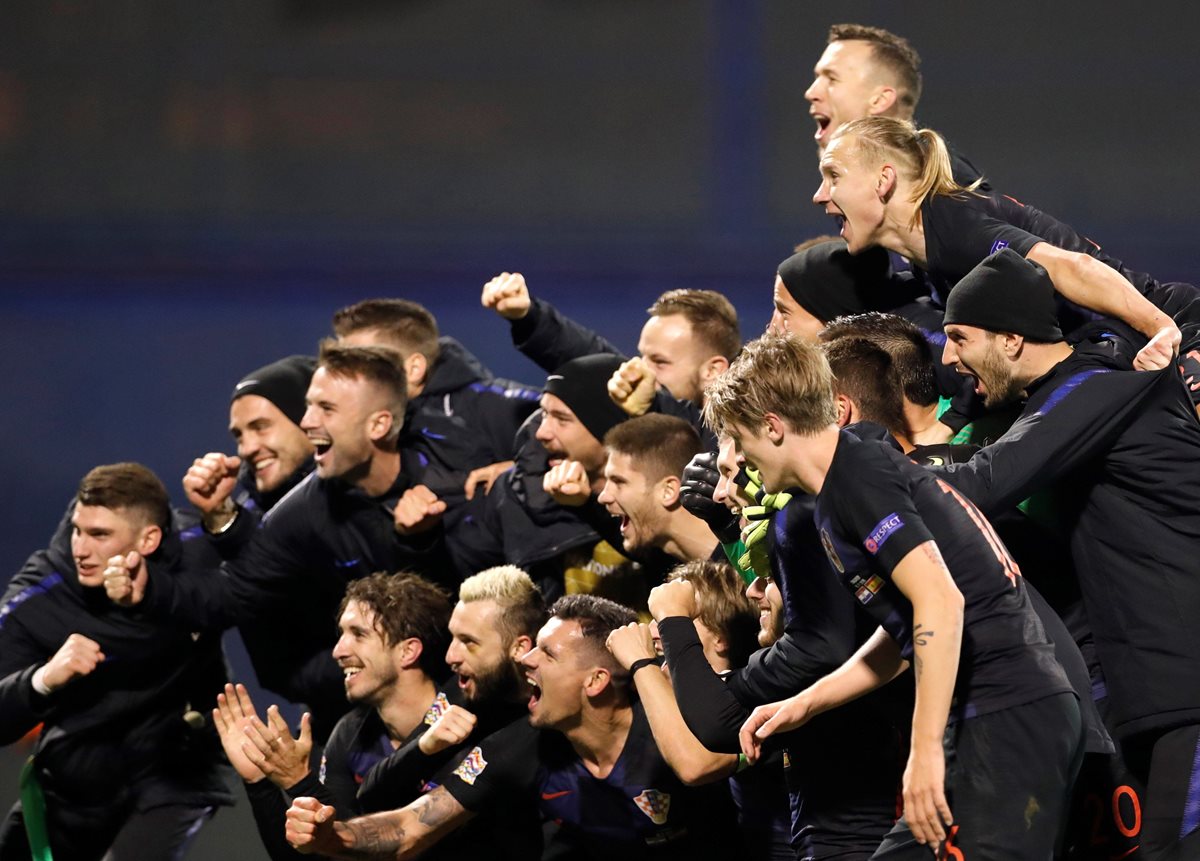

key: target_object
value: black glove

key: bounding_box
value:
[679,451,740,544]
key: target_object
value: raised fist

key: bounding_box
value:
[103,551,147,607]
[607,357,657,417]
[481,272,532,321]
[418,704,478,755]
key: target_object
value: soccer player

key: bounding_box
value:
[707,334,1082,858]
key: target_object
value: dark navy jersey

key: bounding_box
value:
[443,700,738,860]
[814,431,1071,721]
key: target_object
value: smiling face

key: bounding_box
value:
[942,324,1024,408]
[596,451,669,555]
[521,617,593,730]
[534,393,606,473]
[805,39,886,151]
[332,599,403,707]
[445,599,523,706]
[812,136,886,254]
[745,577,785,647]
[70,504,158,588]
[300,367,389,484]
[229,394,314,494]
[637,313,709,403]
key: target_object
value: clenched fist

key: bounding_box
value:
[608,357,657,417]
[543,460,591,506]
[38,633,105,692]
[393,485,447,535]
[481,272,532,320]
[103,551,147,607]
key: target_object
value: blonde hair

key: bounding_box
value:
[459,565,547,645]
[703,334,838,438]
[830,116,983,230]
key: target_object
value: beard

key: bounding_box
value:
[466,655,525,707]
[974,348,1025,409]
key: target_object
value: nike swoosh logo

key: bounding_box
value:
[541,790,572,800]
[234,379,260,391]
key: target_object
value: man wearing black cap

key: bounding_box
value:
[183,354,316,537]
[109,343,453,740]
[935,248,1200,861]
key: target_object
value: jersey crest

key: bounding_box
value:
[633,789,671,825]
[819,528,845,574]
[452,746,488,786]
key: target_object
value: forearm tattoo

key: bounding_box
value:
[415,787,459,828]
[343,816,408,856]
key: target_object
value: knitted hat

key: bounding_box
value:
[944,248,1063,342]
[544,354,629,442]
[231,355,317,426]
[777,240,905,323]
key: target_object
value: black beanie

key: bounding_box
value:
[231,355,317,426]
[777,240,912,323]
[543,354,630,442]
[944,248,1063,342]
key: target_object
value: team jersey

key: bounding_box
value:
[443,700,739,860]
[814,430,1072,721]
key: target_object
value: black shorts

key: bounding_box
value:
[872,692,1083,861]
[1119,722,1200,861]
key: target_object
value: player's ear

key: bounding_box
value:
[834,394,854,428]
[660,475,681,508]
[583,666,612,697]
[764,413,786,443]
[397,637,424,669]
[137,524,162,556]
[509,634,533,661]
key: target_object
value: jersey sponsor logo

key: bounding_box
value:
[424,691,452,726]
[864,513,904,555]
[633,789,671,825]
[541,790,572,800]
[452,746,488,786]
[819,528,845,573]
[989,239,1009,255]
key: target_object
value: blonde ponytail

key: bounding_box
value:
[831,117,983,229]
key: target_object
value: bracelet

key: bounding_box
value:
[628,657,661,677]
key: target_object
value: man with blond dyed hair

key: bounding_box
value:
[707,334,1081,860]
[354,565,545,820]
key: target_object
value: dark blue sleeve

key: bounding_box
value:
[509,298,627,372]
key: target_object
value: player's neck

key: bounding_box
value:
[567,702,634,780]
[662,513,719,563]
[358,448,403,498]
[788,424,841,496]
[378,673,439,744]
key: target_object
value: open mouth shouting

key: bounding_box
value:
[526,674,541,712]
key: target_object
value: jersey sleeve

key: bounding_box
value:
[440,718,539,812]
[831,442,934,577]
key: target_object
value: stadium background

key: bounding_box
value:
[2,2,1196,856]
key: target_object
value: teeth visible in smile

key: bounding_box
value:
[343,668,361,679]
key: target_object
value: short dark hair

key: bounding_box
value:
[820,312,938,407]
[603,414,703,484]
[76,463,171,530]
[458,566,548,648]
[331,299,441,366]
[667,560,759,669]
[823,337,908,438]
[648,289,741,362]
[550,594,637,672]
[340,572,452,679]
[828,23,922,112]
[316,340,409,440]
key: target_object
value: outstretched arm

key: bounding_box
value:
[286,786,472,859]
[1027,242,1179,370]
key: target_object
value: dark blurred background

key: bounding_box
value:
[2,1,1197,855]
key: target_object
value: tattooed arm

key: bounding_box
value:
[285,786,472,859]
[888,540,964,852]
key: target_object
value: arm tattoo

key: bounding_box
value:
[913,624,935,648]
[343,816,407,855]
[415,786,460,828]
